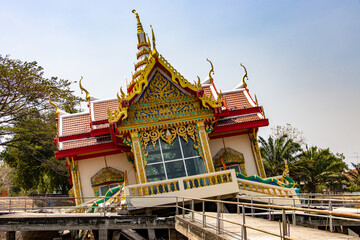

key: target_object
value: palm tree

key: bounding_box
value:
[259,134,302,177]
[294,147,347,193]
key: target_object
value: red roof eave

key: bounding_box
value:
[211,118,269,136]
[55,142,115,159]
[220,106,263,118]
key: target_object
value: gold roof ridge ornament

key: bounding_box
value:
[240,63,248,88]
[79,76,90,102]
[132,9,144,33]
[49,91,59,115]
[146,34,152,56]
[206,58,214,84]
[150,25,158,58]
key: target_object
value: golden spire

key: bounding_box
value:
[132,9,144,33]
[240,63,248,88]
[79,76,90,102]
[49,91,59,115]
[206,58,214,83]
[150,25,158,58]
[197,76,201,88]
[120,86,126,99]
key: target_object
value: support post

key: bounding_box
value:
[148,229,156,240]
[292,198,296,226]
[191,199,194,222]
[237,197,240,215]
[176,197,178,216]
[242,205,247,240]
[268,198,271,220]
[182,198,185,218]
[251,198,254,217]
[98,229,109,240]
[329,200,333,232]
[202,200,206,228]
[216,201,221,234]
[5,231,15,240]
[282,209,287,238]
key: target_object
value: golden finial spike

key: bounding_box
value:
[79,76,90,102]
[132,9,144,33]
[146,34,151,47]
[240,63,248,88]
[206,58,214,83]
[117,92,121,102]
[120,87,126,99]
[197,76,201,87]
[255,94,258,105]
[150,25,158,58]
[49,91,59,115]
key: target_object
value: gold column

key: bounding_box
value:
[69,157,83,206]
[130,131,147,184]
[196,121,215,173]
[248,130,266,178]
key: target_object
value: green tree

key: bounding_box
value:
[0,55,80,147]
[0,55,81,194]
[294,147,347,193]
[259,134,302,176]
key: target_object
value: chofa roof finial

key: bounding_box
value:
[79,76,90,102]
[49,91,59,115]
[206,58,214,83]
[240,63,248,88]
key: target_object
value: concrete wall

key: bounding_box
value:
[78,153,136,198]
[209,135,258,176]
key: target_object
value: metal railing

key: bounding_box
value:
[176,196,295,240]
[175,196,360,240]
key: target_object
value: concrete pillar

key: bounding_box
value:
[5,231,15,240]
[147,229,156,240]
[99,229,109,240]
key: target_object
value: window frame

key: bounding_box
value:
[98,183,120,196]
[145,136,205,181]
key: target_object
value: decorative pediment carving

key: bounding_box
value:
[136,71,188,104]
[118,71,213,130]
[213,147,246,174]
[91,167,124,187]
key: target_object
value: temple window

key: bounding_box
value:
[145,136,206,182]
[213,147,247,175]
[90,167,124,197]
[99,183,119,196]
[220,164,242,173]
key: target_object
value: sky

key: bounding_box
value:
[1,0,359,167]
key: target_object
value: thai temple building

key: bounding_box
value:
[51,10,296,208]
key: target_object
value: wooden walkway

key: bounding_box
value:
[176,213,358,240]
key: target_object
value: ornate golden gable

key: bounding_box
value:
[117,70,215,132]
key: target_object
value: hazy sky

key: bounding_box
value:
[1,1,359,166]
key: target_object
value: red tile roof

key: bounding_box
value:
[223,91,253,110]
[61,137,112,151]
[217,114,261,127]
[61,114,91,137]
[92,99,118,122]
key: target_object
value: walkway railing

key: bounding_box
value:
[175,196,360,239]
